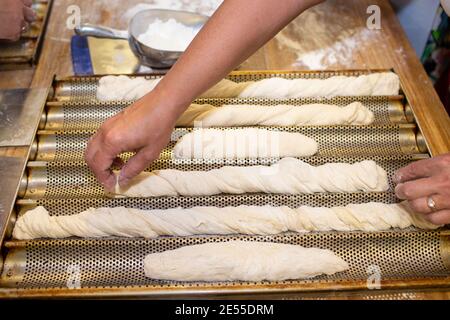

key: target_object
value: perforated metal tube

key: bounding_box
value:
[23,155,426,199]
[34,125,420,162]
[2,70,447,298]
[43,96,408,131]
[52,70,400,101]
[1,232,449,294]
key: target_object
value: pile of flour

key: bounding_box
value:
[123,0,223,21]
[137,18,200,51]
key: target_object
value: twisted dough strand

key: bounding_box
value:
[12,202,438,240]
[238,72,400,98]
[96,72,400,101]
[177,102,374,127]
[111,158,389,197]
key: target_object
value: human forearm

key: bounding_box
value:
[152,0,324,115]
[86,0,324,188]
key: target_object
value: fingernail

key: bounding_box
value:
[392,173,401,184]
[117,170,127,186]
[394,184,405,199]
[119,177,130,188]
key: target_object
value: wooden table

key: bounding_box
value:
[1,0,450,299]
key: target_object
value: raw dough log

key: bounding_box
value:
[173,128,318,159]
[96,75,161,101]
[96,76,249,101]
[144,241,349,281]
[96,72,400,101]
[112,158,389,197]
[177,102,375,127]
[12,202,439,240]
[238,72,400,98]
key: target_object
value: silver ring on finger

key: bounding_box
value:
[427,196,438,212]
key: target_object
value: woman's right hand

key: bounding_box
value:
[0,0,36,41]
[85,87,186,191]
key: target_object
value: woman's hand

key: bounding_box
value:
[394,153,450,225]
[85,89,186,191]
[85,0,324,187]
[0,0,36,41]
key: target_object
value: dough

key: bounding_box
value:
[177,102,375,127]
[96,72,399,101]
[238,72,400,98]
[96,75,161,101]
[12,202,439,240]
[144,241,349,281]
[113,158,389,197]
[96,76,249,101]
[173,128,318,159]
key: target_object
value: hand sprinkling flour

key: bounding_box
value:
[137,18,200,51]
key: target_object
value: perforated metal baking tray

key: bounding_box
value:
[1,232,450,298]
[20,155,426,199]
[43,96,408,131]
[31,125,425,163]
[14,191,401,217]
[0,0,53,65]
[1,70,448,299]
[50,69,403,101]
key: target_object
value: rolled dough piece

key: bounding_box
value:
[96,75,161,101]
[176,102,375,127]
[144,241,349,281]
[96,76,250,101]
[173,128,318,159]
[112,158,389,197]
[96,72,400,101]
[12,202,439,240]
[238,72,400,98]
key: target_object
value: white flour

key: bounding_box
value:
[275,4,377,70]
[137,18,200,51]
[123,0,223,22]
[294,29,373,69]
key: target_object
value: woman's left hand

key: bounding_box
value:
[394,153,450,225]
[0,0,36,41]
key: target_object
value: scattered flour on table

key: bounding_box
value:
[275,5,378,70]
[285,28,376,70]
[137,18,200,51]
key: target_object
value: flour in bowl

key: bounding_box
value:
[137,18,200,51]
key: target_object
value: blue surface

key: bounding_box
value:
[71,35,93,76]
[391,0,441,57]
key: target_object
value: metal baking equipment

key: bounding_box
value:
[75,9,208,68]
[1,69,449,298]
[0,0,53,65]
[20,155,425,199]
[31,125,422,163]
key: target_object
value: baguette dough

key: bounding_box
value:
[12,202,439,240]
[96,76,249,101]
[96,72,399,101]
[238,72,400,98]
[96,75,161,101]
[177,102,375,127]
[144,241,349,281]
[113,158,389,197]
[173,128,318,159]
